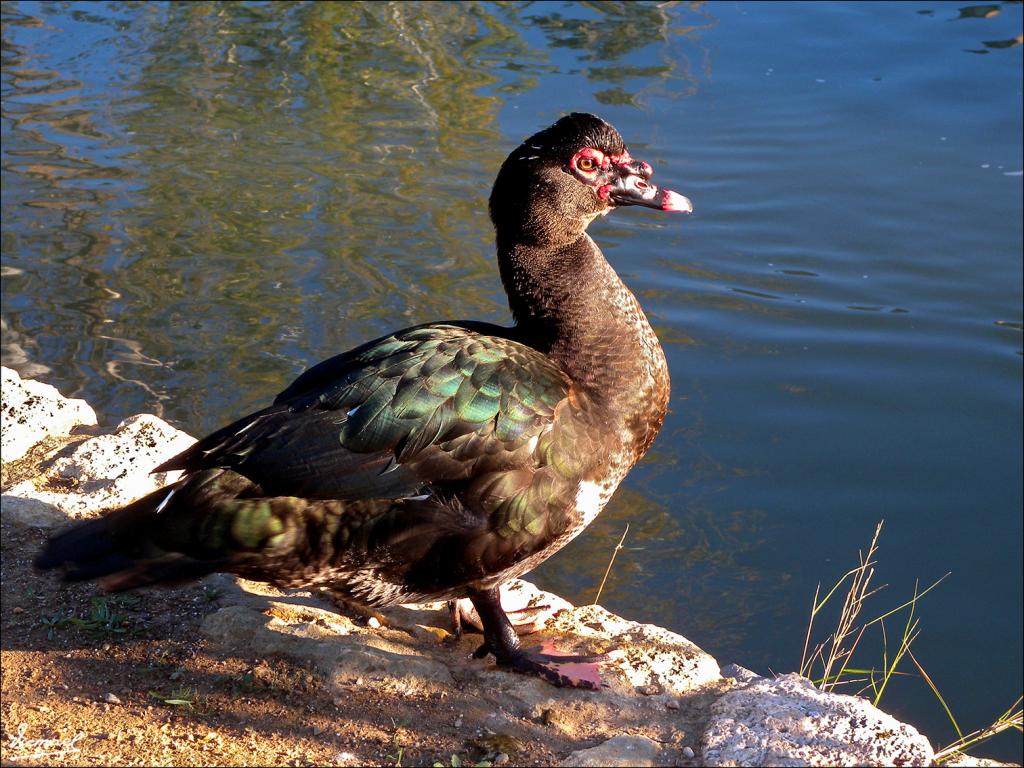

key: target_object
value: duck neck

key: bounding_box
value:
[499,233,670,452]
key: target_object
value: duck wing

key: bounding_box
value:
[156,323,572,502]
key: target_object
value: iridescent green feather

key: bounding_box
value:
[159,324,574,504]
[326,327,570,464]
[423,366,463,399]
[391,380,446,420]
[454,377,501,423]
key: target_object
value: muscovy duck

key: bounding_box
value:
[36,113,692,688]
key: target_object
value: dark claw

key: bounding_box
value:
[504,647,608,689]
[530,649,609,665]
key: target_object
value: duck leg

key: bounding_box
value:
[467,586,606,689]
[448,590,557,638]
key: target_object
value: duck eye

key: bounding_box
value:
[576,156,597,172]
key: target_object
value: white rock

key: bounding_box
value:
[1,366,96,462]
[201,599,454,694]
[546,603,722,695]
[561,735,661,767]
[0,494,69,529]
[701,673,934,767]
[3,413,195,524]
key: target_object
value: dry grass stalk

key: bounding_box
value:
[800,521,1017,765]
[592,523,629,606]
[800,520,884,690]
[933,696,1023,764]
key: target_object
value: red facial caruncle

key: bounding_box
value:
[568,144,693,214]
[569,147,656,201]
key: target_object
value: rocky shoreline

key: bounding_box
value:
[0,366,1001,766]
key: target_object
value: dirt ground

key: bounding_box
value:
[1,514,571,768]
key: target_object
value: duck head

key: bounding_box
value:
[489,113,692,247]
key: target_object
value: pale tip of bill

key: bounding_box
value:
[661,189,694,213]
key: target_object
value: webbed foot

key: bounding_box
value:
[474,639,608,689]
[467,586,607,690]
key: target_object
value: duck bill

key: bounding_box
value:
[607,173,693,213]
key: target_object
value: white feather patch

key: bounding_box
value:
[574,480,606,528]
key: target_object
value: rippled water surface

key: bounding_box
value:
[3,1,1021,759]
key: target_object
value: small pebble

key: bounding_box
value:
[367,616,382,629]
[683,746,695,759]
[666,698,680,710]
[104,692,122,705]
[493,753,510,766]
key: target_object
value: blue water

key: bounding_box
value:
[2,2,1021,760]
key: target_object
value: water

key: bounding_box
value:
[2,1,1021,759]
